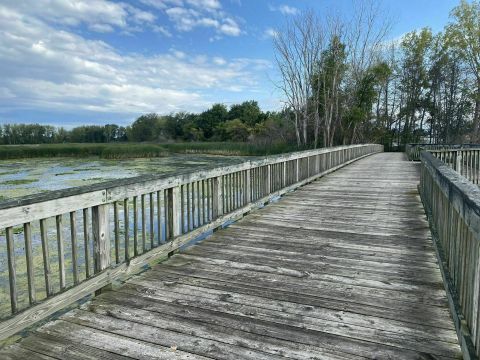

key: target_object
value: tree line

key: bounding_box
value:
[0,101,296,146]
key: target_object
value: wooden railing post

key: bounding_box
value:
[92,204,110,274]
[92,203,110,295]
[212,176,223,219]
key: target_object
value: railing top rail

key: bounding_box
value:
[0,144,371,211]
[408,143,480,147]
[421,150,480,236]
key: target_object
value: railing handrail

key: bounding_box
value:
[421,151,480,234]
[419,149,480,358]
[0,144,369,211]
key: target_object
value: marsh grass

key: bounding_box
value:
[1,179,37,186]
[0,142,301,160]
[161,142,300,156]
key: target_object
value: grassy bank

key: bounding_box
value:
[0,142,302,159]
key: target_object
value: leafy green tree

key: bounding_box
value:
[228,101,263,126]
[196,104,228,139]
[216,119,250,141]
[127,113,162,142]
[399,28,433,144]
[448,0,480,140]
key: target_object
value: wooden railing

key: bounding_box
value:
[429,149,480,185]
[406,143,480,161]
[420,151,480,358]
[0,144,382,340]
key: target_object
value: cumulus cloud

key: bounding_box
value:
[0,4,269,118]
[1,0,157,33]
[142,0,243,37]
[262,27,278,39]
[269,4,299,16]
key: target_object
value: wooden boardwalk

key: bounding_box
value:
[1,153,461,359]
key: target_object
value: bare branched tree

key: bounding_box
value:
[273,10,323,147]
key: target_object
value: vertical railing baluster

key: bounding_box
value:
[202,180,206,224]
[6,227,17,314]
[197,181,201,226]
[157,191,162,243]
[70,212,79,284]
[186,183,191,231]
[24,222,35,305]
[191,182,196,229]
[180,185,185,234]
[213,176,223,219]
[150,192,155,246]
[133,196,138,256]
[141,194,146,253]
[113,202,120,264]
[83,209,91,278]
[40,218,53,296]
[206,179,211,221]
[124,199,130,260]
[56,215,65,290]
[164,189,170,239]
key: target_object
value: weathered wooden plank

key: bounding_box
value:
[0,190,106,229]
[87,296,365,360]
[0,344,57,360]
[19,332,132,360]
[63,309,288,360]
[39,319,208,360]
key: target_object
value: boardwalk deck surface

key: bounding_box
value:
[0,153,462,359]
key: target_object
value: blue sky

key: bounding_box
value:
[0,0,461,128]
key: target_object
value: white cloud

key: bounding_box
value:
[269,4,299,16]
[213,57,227,65]
[219,18,241,36]
[1,0,156,33]
[142,0,242,37]
[263,27,278,39]
[0,4,269,117]
[165,6,241,36]
[186,0,221,11]
[139,0,184,9]
[152,25,172,37]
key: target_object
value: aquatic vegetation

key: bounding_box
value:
[1,179,37,186]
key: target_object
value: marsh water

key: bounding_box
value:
[0,154,248,319]
[0,154,247,200]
